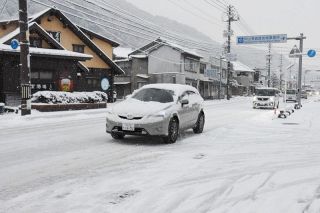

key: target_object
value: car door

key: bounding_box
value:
[187,91,200,124]
[177,91,192,129]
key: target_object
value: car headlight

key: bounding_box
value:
[269,97,274,102]
[106,110,115,118]
[148,110,167,119]
[253,97,257,101]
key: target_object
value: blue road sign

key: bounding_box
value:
[10,39,19,49]
[237,34,287,45]
[307,49,316,58]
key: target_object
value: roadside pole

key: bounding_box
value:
[19,0,31,116]
[288,33,306,108]
[224,5,239,100]
[218,55,223,99]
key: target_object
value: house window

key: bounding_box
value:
[200,63,206,74]
[86,78,98,88]
[73,44,85,53]
[30,37,42,48]
[47,31,61,42]
[185,58,198,72]
[31,70,53,80]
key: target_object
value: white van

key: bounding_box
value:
[253,88,280,109]
[286,89,297,102]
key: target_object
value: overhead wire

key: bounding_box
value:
[0,0,8,16]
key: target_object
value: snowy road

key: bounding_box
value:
[1,98,320,213]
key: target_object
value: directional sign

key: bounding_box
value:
[307,49,316,58]
[237,34,287,45]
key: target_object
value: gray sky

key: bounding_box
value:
[127,0,320,69]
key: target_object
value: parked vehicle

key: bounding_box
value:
[286,89,297,102]
[301,90,308,99]
[253,88,280,109]
[106,84,205,143]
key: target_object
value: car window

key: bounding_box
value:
[132,88,174,103]
[286,90,296,95]
[256,89,276,96]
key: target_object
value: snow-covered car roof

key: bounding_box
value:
[256,87,280,91]
[139,84,199,96]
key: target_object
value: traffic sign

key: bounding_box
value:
[10,39,19,49]
[289,45,301,58]
[237,34,287,45]
[307,49,316,58]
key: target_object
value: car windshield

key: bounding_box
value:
[287,90,296,94]
[256,89,276,96]
[131,88,174,103]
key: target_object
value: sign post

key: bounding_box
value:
[19,0,31,116]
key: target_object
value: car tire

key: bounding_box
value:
[193,112,205,134]
[111,132,125,140]
[163,117,179,144]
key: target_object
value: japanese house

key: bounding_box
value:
[0,8,124,105]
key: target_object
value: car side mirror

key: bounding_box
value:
[181,99,189,106]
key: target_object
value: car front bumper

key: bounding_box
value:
[106,115,171,136]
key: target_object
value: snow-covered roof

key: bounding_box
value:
[136,74,150,79]
[141,83,199,96]
[114,47,133,58]
[130,38,202,59]
[0,44,93,60]
[114,59,130,63]
[114,82,130,85]
[232,61,255,72]
[163,40,202,58]
[130,54,148,59]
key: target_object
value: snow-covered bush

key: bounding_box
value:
[32,91,108,104]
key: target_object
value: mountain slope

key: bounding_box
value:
[0,0,288,74]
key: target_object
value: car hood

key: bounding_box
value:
[111,98,173,117]
[254,96,274,99]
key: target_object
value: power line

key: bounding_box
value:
[34,0,221,53]
[29,0,223,65]
[0,0,8,15]
[47,0,222,51]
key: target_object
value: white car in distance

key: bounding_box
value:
[106,84,205,143]
[253,88,280,109]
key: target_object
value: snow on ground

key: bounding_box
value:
[0,97,320,213]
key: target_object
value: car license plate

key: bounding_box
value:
[122,123,135,131]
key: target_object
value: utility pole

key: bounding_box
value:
[266,43,272,87]
[288,33,306,108]
[279,54,283,91]
[224,5,239,100]
[218,55,223,99]
[19,0,31,116]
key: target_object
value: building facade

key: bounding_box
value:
[115,38,227,99]
[0,8,124,105]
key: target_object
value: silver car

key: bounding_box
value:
[106,84,205,143]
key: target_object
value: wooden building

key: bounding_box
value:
[0,8,124,105]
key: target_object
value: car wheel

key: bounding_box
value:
[193,112,205,134]
[163,117,179,144]
[111,132,125,140]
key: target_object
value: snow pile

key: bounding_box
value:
[32,91,108,104]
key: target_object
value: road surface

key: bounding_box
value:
[1,97,320,213]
